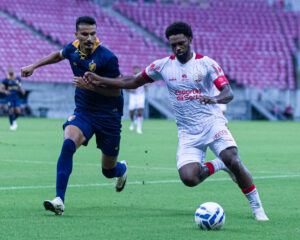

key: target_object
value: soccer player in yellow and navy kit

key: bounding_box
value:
[1,67,25,130]
[21,16,128,215]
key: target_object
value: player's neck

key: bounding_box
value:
[78,45,91,55]
[177,52,193,64]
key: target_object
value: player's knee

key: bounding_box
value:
[179,163,202,187]
[180,175,199,187]
[102,167,115,178]
[221,147,242,173]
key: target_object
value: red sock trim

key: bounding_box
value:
[242,184,256,194]
[204,162,215,176]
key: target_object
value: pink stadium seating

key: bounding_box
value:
[0,0,169,82]
[114,0,297,89]
[0,0,297,89]
[0,16,72,83]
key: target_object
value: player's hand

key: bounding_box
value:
[21,65,35,77]
[3,90,10,95]
[73,76,89,90]
[199,96,217,104]
[84,72,100,85]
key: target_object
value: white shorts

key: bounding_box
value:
[129,94,145,111]
[176,121,237,169]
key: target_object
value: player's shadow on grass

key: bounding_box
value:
[57,205,191,218]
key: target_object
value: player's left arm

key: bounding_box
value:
[200,58,233,104]
[16,78,26,95]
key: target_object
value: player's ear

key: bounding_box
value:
[75,32,78,38]
[188,37,192,44]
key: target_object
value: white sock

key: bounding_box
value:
[204,158,226,175]
[243,185,263,213]
[137,116,143,131]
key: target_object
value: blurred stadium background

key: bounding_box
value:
[0,0,300,120]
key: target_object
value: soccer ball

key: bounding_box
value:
[195,202,225,230]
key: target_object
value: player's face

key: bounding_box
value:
[169,34,192,63]
[75,24,97,53]
[8,67,14,76]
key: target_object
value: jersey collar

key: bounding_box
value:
[7,75,16,80]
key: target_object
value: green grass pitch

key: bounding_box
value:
[0,117,299,240]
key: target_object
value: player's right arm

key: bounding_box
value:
[0,82,10,95]
[83,72,148,89]
[21,51,65,77]
[79,58,165,89]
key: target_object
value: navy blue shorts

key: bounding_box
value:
[63,109,121,156]
[7,97,21,109]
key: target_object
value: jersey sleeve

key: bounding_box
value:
[2,79,8,86]
[16,77,21,86]
[205,57,229,90]
[61,43,72,59]
[104,56,121,78]
[142,59,165,83]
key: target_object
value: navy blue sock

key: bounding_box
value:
[9,114,14,125]
[102,162,126,178]
[56,139,76,202]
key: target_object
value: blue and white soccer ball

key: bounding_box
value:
[195,202,225,230]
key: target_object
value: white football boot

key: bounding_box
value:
[253,207,269,221]
[136,127,142,134]
[129,122,134,131]
[9,121,17,131]
[43,197,65,215]
[115,160,128,192]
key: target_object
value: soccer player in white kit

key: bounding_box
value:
[75,22,268,221]
[128,66,146,134]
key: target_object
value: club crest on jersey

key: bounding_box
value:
[181,74,189,81]
[193,73,202,82]
[89,60,96,72]
[68,115,76,122]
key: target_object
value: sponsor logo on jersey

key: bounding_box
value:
[89,60,96,72]
[194,74,202,82]
[174,89,202,101]
[148,63,161,72]
[168,78,177,81]
[214,130,229,140]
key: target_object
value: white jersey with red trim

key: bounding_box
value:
[142,52,229,134]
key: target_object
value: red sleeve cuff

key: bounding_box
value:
[213,76,229,90]
[142,70,154,83]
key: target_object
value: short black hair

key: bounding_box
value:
[76,16,96,31]
[165,22,193,39]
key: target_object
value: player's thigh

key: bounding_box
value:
[96,132,121,168]
[177,134,207,170]
[209,123,237,158]
[64,125,86,149]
